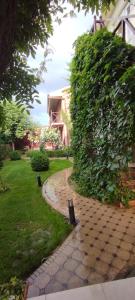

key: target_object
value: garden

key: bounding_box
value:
[0,153,72,289]
[0,0,135,297]
[1,28,135,294]
[0,98,73,297]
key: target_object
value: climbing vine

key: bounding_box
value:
[70,29,135,205]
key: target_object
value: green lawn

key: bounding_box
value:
[0,159,72,283]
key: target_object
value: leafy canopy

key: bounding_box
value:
[0,101,36,146]
[0,53,40,109]
[0,0,115,108]
[68,0,115,12]
[41,127,61,147]
[0,0,115,75]
[70,29,135,205]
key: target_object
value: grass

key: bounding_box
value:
[0,159,72,283]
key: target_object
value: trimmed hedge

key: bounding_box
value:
[31,152,49,171]
[26,149,39,158]
[9,150,21,160]
[46,148,73,158]
[27,148,73,158]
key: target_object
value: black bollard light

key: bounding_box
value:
[68,199,76,225]
[37,175,42,187]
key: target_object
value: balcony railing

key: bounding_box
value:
[90,15,135,43]
[113,15,135,42]
[50,112,63,124]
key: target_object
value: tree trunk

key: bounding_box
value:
[11,141,15,151]
[0,0,17,79]
[132,144,135,163]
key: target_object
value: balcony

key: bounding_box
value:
[50,112,64,126]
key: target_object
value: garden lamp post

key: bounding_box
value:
[68,199,76,225]
[37,175,42,187]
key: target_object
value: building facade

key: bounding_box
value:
[47,86,71,146]
[103,0,135,45]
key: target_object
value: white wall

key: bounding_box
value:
[104,0,135,46]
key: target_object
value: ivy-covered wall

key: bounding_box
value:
[70,29,135,204]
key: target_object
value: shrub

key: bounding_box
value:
[0,277,25,299]
[0,144,10,160]
[26,149,39,158]
[9,150,21,160]
[31,152,49,171]
[0,160,3,169]
[46,150,65,158]
[46,148,73,158]
[65,147,73,157]
[27,148,73,159]
[40,143,45,153]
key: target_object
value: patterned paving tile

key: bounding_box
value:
[27,168,135,298]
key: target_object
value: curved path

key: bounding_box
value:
[27,168,135,298]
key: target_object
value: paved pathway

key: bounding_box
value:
[27,168,135,298]
[28,278,135,300]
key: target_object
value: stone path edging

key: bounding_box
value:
[42,177,69,217]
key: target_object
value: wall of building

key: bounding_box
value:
[48,86,71,147]
[61,87,70,115]
[104,0,135,45]
[61,87,71,146]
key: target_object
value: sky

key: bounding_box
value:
[29,8,93,125]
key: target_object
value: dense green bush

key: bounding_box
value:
[47,148,73,158]
[26,149,39,158]
[70,29,135,205]
[0,160,3,169]
[9,150,21,160]
[31,151,49,171]
[0,144,10,160]
[40,143,45,153]
[27,148,73,158]
[0,277,25,299]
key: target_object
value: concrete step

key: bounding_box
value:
[28,277,135,300]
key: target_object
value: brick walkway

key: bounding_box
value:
[27,168,135,298]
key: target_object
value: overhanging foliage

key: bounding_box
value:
[0,0,115,78]
[0,53,40,108]
[70,29,135,204]
[0,0,116,107]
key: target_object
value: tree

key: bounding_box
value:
[0,0,52,80]
[1,101,36,150]
[0,0,115,75]
[0,105,4,127]
[28,126,41,148]
[0,53,40,109]
[0,0,115,108]
[41,127,61,149]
